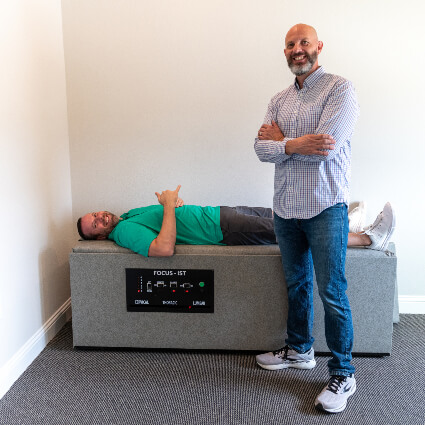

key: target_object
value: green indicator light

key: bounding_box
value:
[199,282,205,287]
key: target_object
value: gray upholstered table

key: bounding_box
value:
[70,241,398,354]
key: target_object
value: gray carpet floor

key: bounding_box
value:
[1,314,424,425]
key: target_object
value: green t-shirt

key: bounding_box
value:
[108,205,223,257]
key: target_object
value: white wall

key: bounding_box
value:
[62,0,425,302]
[0,1,73,396]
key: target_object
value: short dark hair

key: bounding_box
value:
[77,217,96,240]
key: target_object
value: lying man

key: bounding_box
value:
[77,185,395,257]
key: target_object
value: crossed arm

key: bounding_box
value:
[255,81,359,162]
[147,185,183,257]
[257,121,335,156]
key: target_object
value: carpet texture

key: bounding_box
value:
[1,315,424,425]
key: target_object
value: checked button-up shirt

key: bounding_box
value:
[255,66,360,219]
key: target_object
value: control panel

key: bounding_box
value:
[126,268,214,313]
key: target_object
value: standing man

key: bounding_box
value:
[254,24,360,413]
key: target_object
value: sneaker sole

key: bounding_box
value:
[377,211,396,251]
[348,201,366,233]
[349,223,363,233]
[256,359,316,371]
[315,381,357,413]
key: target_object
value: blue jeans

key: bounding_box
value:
[274,203,355,376]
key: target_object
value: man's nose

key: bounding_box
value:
[293,43,303,53]
[94,215,104,226]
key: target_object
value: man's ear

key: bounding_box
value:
[317,41,323,54]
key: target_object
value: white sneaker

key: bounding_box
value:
[348,201,366,233]
[315,375,356,413]
[256,345,316,371]
[364,202,395,251]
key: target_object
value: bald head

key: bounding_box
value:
[284,23,323,80]
[285,24,319,45]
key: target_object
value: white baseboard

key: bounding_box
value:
[0,298,72,400]
[398,295,425,314]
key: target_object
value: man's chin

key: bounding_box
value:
[108,213,120,226]
[289,63,313,76]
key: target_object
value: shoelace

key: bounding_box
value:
[363,210,383,235]
[326,375,347,394]
[273,345,289,359]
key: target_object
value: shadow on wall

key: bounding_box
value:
[38,221,72,325]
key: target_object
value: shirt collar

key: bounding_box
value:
[294,66,325,90]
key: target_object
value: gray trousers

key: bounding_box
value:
[219,206,276,245]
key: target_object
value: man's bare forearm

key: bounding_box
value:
[257,121,335,158]
[148,185,181,257]
[285,134,335,156]
[148,204,176,257]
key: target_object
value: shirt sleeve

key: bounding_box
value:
[254,98,292,164]
[291,80,360,162]
[110,221,157,257]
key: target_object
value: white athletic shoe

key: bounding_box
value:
[256,345,316,371]
[348,201,366,233]
[364,202,396,251]
[315,375,356,413]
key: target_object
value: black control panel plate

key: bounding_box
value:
[126,268,214,313]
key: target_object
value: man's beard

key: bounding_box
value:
[108,212,121,229]
[287,51,318,76]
